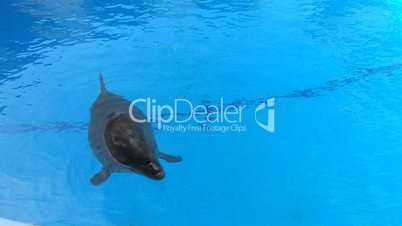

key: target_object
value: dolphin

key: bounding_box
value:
[88,74,182,185]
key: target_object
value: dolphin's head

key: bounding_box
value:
[135,160,165,180]
[104,114,165,180]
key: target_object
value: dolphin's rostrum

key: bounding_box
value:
[88,74,182,185]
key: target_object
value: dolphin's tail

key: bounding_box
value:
[99,73,107,93]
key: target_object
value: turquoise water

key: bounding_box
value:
[1,0,402,225]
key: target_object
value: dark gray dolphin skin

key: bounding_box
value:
[88,74,182,185]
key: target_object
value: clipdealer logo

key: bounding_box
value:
[129,98,275,133]
[254,98,275,133]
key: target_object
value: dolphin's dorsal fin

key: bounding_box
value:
[99,73,107,93]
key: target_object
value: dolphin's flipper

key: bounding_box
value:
[158,151,182,163]
[90,168,111,185]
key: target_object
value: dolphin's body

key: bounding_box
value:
[88,74,182,185]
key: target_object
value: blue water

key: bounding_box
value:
[1,0,402,225]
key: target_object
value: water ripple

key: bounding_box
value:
[1,62,400,133]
